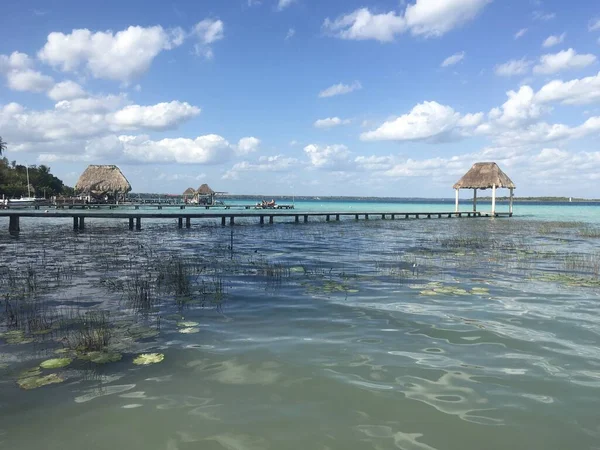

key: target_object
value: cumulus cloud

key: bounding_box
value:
[533,11,556,21]
[543,33,566,48]
[588,18,600,31]
[535,71,600,105]
[193,19,224,59]
[314,117,351,129]
[533,49,597,74]
[277,0,295,11]
[37,25,185,82]
[223,155,299,179]
[495,58,533,76]
[285,28,296,40]
[304,144,351,169]
[0,51,54,93]
[441,51,465,67]
[323,0,490,42]
[47,80,86,101]
[318,81,361,98]
[109,101,200,130]
[236,137,261,155]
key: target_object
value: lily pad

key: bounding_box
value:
[420,290,438,296]
[133,353,164,365]
[19,367,42,378]
[179,327,200,334]
[177,321,199,328]
[78,351,122,364]
[40,358,72,369]
[18,373,64,390]
[471,287,490,295]
[0,330,34,345]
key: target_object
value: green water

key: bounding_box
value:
[0,202,599,449]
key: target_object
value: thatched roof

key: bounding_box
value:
[453,162,515,190]
[183,187,196,196]
[75,165,132,194]
[197,183,215,195]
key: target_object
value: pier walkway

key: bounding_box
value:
[0,210,512,233]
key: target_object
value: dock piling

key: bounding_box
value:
[336,214,340,221]
[304,215,308,223]
[129,218,134,230]
[135,218,141,230]
[9,215,20,233]
[79,217,85,230]
[269,216,274,224]
[230,216,235,226]
[222,217,226,226]
[186,217,191,228]
[260,216,264,225]
[178,218,183,229]
[326,215,330,222]
[295,215,299,223]
[73,217,79,231]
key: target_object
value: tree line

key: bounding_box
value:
[0,136,74,198]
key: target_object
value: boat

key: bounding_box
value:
[7,166,44,208]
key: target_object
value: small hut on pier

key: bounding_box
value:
[453,162,515,215]
[196,183,216,205]
[182,187,196,203]
[75,165,132,203]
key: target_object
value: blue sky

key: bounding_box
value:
[1,0,600,197]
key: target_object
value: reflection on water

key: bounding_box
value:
[1,211,600,449]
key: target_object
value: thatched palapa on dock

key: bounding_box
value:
[195,183,216,205]
[75,165,131,202]
[453,162,515,215]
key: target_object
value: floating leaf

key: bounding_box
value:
[18,373,64,390]
[19,367,42,378]
[179,327,200,334]
[78,351,122,364]
[471,287,490,295]
[177,321,199,328]
[40,358,72,369]
[420,290,438,296]
[0,330,34,345]
[133,353,164,365]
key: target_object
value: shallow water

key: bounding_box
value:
[1,202,600,450]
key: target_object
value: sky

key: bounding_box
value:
[1,0,600,197]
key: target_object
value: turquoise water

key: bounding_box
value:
[1,200,600,449]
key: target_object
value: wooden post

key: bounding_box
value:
[260,216,264,225]
[473,188,477,212]
[129,218,134,230]
[295,215,299,223]
[326,215,330,222]
[79,217,85,230]
[73,217,79,231]
[135,218,141,230]
[509,187,514,215]
[186,217,191,228]
[381,214,385,220]
[304,215,308,223]
[455,189,459,212]
[269,216,274,224]
[230,216,234,226]
[178,218,183,228]
[9,215,20,233]
[391,214,395,220]
[355,214,359,220]
[491,184,496,215]
[336,214,340,221]
[365,214,369,220]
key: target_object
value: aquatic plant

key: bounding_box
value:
[17,373,64,390]
[78,351,122,364]
[39,358,71,369]
[133,353,164,365]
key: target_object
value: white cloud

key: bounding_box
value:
[236,137,261,155]
[109,101,200,130]
[533,11,556,21]
[514,28,528,39]
[314,117,351,129]
[535,71,600,105]
[193,19,224,59]
[441,51,465,67]
[304,144,351,169]
[354,155,395,171]
[589,19,600,31]
[403,0,491,37]
[533,48,597,74]
[277,0,295,11]
[223,155,299,179]
[47,80,86,101]
[38,25,185,82]
[323,0,490,42]
[542,32,566,48]
[285,28,296,40]
[490,86,545,128]
[318,81,362,98]
[0,51,54,93]
[495,58,532,76]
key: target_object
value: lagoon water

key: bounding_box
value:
[1,199,599,450]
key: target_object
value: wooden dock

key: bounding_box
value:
[0,210,512,233]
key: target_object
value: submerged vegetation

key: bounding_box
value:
[1,216,599,392]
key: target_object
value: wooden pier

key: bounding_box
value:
[0,210,512,233]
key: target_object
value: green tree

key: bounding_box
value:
[0,136,6,156]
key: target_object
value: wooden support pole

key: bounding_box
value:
[416,214,420,219]
[382,214,385,220]
[186,217,191,228]
[9,215,20,233]
[79,217,85,230]
[391,214,395,220]
[355,214,359,220]
[491,184,497,215]
[304,215,308,223]
[336,214,340,221]
[295,215,299,223]
[509,187,514,216]
[260,216,264,225]
[180,205,185,210]
[73,217,79,231]
[230,216,234,226]
[158,206,162,210]
[365,214,369,220]
[129,218,134,230]
[473,188,477,212]
[326,215,330,222]
[405,214,409,219]
[178,217,183,228]
[455,189,459,212]
[269,216,274,224]
[136,218,141,230]
[221,216,226,226]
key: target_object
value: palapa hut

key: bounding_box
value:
[75,165,132,203]
[453,162,516,215]
[182,187,196,203]
[195,183,216,205]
